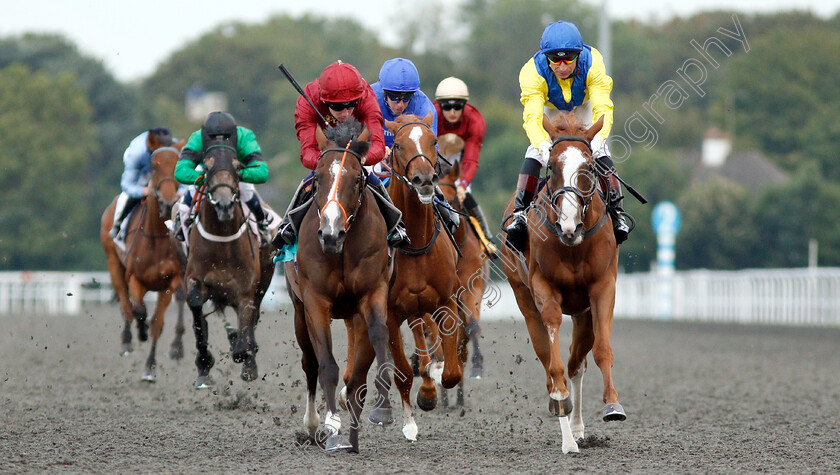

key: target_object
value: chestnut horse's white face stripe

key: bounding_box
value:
[322,159,344,233]
[558,147,587,236]
[408,125,426,157]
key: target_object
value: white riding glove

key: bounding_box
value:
[538,140,552,166]
[591,135,609,158]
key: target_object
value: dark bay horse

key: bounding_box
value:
[431,133,490,405]
[500,112,624,454]
[382,114,462,441]
[100,141,187,382]
[183,140,274,388]
[284,120,394,453]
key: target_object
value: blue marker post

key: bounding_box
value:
[651,201,681,319]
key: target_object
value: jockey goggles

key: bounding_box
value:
[439,100,466,111]
[325,99,359,111]
[384,91,414,103]
[546,51,579,65]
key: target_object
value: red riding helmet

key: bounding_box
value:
[319,61,365,103]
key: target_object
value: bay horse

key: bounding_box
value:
[100,140,188,382]
[430,133,490,406]
[382,114,462,441]
[183,139,274,388]
[500,112,625,454]
[284,119,394,453]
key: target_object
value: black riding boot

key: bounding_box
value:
[607,186,633,245]
[110,196,142,240]
[595,155,633,245]
[273,177,314,248]
[368,181,411,249]
[502,157,541,252]
[245,195,273,247]
[463,193,499,258]
[434,188,460,235]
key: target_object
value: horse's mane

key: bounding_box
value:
[325,118,370,158]
[392,114,424,126]
[550,111,589,135]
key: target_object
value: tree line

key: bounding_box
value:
[1,0,838,271]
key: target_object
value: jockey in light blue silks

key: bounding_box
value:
[109,127,181,241]
[370,57,459,234]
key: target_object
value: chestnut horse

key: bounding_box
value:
[183,140,274,388]
[500,112,625,454]
[382,114,462,441]
[284,120,394,453]
[100,141,187,382]
[429,134,489,406]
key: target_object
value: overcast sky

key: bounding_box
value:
[1,0,837,82]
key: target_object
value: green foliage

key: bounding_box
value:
[0,65,98,269]
[675,177,759,269]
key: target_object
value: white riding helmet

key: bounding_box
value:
[435,77,469,101]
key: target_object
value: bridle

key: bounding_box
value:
[316,142,366,230]
[201,144,241,208]
[387,121,438,187]
[149,146,180,215]
[539,135,608,239]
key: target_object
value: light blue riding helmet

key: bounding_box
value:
[539,20,584,54]
[378,58,421,92]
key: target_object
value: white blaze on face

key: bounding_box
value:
[409,125,425,156]
[322,159,344,232]
[558,148,586,235]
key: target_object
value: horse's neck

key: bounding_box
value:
[142,198,165,231]
[390,181,435,234]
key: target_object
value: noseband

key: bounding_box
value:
[540,135,608,239]
[202,144,240,207]
[388,121,437,187]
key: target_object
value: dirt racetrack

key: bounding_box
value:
[1,302,838,474]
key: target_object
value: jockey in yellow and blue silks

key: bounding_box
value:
[502,20,633,251]
[174,111,274,244]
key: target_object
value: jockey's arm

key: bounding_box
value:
[519,58,551,148]
[239,153,268,184]
[458,109,487,188]
[174,140,203,185]
[585,48,615,142]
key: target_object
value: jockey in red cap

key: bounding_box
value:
[274,61,410,251]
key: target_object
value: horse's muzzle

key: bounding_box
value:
[318,228,346,255]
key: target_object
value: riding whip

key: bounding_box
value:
[278,63,329,127]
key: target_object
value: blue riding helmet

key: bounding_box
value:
[378,58,420,93]
[539,20,583,54]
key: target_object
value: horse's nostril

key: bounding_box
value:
[337,230,346,240]
[432,175,439,185]
[411,176,423,187]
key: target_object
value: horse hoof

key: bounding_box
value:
[141,369,157,383]
[194,374,214,389]
[603,403,626,421]
[240,361,258,382]
[416,393,437,412]
[120,343,133,356]
[368,407,395,426]
[549,397,573,417]
[325,432,352,452]
[168,344,184,360]
[469,366,483,380]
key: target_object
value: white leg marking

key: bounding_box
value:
[570,369,585,440]
[428,361,444,386]
[325,410,341,435]
[303,396,320,436]
[559,415,580,453]
[401,401,418,441]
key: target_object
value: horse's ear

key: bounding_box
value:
[358,125,370,142]
[147,132,161,150]
[585,116,605,142]
[542,113,556,139]
[174,139,186,151]
[316,126,328,150]
[423,112,433,127]
[384,120,398,133]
